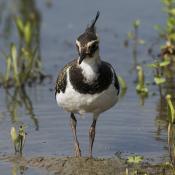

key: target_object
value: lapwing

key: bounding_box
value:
[55,11,120,157]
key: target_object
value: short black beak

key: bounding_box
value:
[78,53,86,64]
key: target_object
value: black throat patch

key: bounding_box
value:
[69,61,113,94]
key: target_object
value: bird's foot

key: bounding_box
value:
[88,154,93,158]
[75,146,81,157]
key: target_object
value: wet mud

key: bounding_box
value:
[0,155,174,175]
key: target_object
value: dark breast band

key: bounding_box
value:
[69,61,118,94]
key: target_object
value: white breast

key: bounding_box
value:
[56,68,118,116]
[80,61,98,82]
[79,51,101,82]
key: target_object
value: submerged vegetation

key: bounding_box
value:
[10,125,26,155]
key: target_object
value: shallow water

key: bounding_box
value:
[0,0,169,174]
[0,161,50,175]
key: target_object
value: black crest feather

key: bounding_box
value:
[86,11,100,33]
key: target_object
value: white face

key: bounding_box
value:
[75,39,99,57]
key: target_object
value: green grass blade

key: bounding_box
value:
[10,43,20,86]
[5,56,11,83]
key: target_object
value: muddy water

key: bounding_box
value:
[0,0,168,174]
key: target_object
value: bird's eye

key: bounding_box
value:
[89,43,97,52]
[91,44,96,50]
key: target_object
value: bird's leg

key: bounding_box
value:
[70,113,81,157]
[89,118,97,158]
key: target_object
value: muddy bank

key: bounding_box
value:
[0,155,125,175]
[0,155,174,175]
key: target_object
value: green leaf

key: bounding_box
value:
[11,43,17,61]
[117,75,127,97]
[5,56,11,82]
[138,39,145,45]
[147,63,158,68]
[159,60,170,67]
[127,155,143,164]
[10,43,20,86]
[166,94,175,123]
[10,127,17,143]
[169,9,175,15]
[15,16,24,34]
[136,85,148,94]
[148,60,169,69]
[118,75,127,90]
[137,65,145,87]
[154,77,166,85]
[133,19,140,28]
[136,65,148,95]
[169,33,175,41]
[127,32,134,39]
[162,0,171,6]
[24,21,32,46]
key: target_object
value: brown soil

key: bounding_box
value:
[0,155,174,175]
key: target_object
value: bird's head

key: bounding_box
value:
[76,11,100,65]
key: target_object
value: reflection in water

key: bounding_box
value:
[0,0,48,129]
[137,93,148,106]
[12,163,27,175]
[154,97,168,143]
[155,79,175,128]
[5,87,39,130]
[154,77,175,161]
[135,65,148,106]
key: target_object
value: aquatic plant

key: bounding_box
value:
[145,0,175,99]
[0,43,42,88]
[0,0,47,88]
[124,19,145,71]
[127,155,143,164]
[16,16,33,48]
[136,65,148,95]
[166,94,175,166]
[148,58,170,96]
[12,164,27,175]
[155,0,175,43]
[10,125,26,155]
[135,65,148,105]
[125,155,144,175]
[118,75,127,97]
[151,0,175,96]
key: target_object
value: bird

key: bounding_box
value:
[55,11,120,158]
